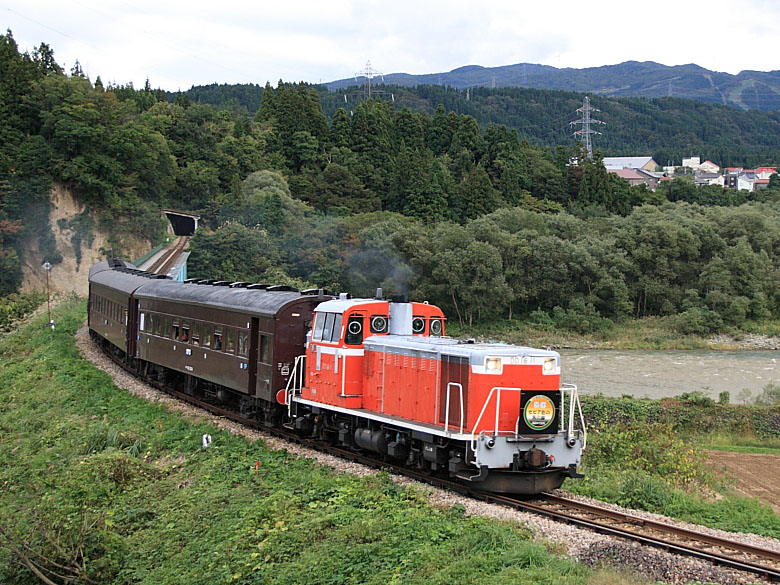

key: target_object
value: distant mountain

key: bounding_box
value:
[326,61,780,111]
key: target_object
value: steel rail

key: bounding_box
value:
[97,342,780,582]
[146,236,187,275]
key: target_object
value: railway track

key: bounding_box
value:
[145,236,188,275]
[99,342,780,583]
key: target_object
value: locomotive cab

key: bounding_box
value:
[301,295,445,408]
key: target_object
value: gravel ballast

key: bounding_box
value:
[75,326,778,585]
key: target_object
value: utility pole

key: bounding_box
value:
[570,96,605,159]
[42,261,53,330]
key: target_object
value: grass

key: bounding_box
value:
[0,297,618,585]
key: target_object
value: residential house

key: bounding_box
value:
[700,160,720,173]
[694,173,725,188]
[603,156,659,172]
[607,167,662,190]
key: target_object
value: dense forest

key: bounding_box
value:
[174,82,780,169]
[3,30,780,334]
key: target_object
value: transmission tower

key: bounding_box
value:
[354,60,385,99]
[570,96,605,158]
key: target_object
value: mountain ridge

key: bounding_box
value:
[326,60,780,111]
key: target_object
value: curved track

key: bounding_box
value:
[98,341,780,582]
[145,236,188,275]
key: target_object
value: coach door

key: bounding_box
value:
[438,354,469,432]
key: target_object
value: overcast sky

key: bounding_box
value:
[4,0,780,91]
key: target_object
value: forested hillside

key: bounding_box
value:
[3,30,780,335]
[173,82,780,169]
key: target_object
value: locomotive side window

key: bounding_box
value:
[192,322,201,346]
[322,313,336,343]
[260,335,271,363]
[226,329,236,353]
[330,314,343,343]
[345,315,364,345]
[203,323,212,347]
[370,314,388,334]
[412,316,426,334]
[430,318,443,336]
[312,313,326,341]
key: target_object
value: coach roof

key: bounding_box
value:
[133,279,306,317]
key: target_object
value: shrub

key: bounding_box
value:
[754,383,780,406]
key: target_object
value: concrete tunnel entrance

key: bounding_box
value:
[163,209,200,236]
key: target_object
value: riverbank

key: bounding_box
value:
[448,315,780,351]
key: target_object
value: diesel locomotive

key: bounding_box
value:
[88,258,586,494]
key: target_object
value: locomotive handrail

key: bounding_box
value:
[469,386,524,449]
[285,354,306,415]
[470,385,587,450]
[562,383,587,450]
[444,382,464,433]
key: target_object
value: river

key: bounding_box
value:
[559,349,780,403]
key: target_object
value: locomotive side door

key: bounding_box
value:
[438,354,469,432]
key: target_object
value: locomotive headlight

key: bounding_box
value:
[485,357,502,373]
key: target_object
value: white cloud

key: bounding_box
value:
[4,0,780,90]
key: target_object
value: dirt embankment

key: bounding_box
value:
[705,450,780,514]
[19,185,151,296]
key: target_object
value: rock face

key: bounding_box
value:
[19,185,151,297]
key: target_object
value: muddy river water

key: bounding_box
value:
[558,349,780,402]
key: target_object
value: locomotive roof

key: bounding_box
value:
[133,279,312,317]
[364,335,560,360]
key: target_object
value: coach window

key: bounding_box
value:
[181,320,190,343]
[214,330,223,350]
[238,332,249,357]
[172,320,180,341]
[226,329,236,353]
[139,312,146,331]
[192,322,201,346]
[124,309,128,326]
[260,335,271,363]
[154,314,162,336]
[203,324,212,347]
[312,313,326,341]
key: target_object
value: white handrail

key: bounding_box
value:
[469,384,587,451]
[562,383,587,450]
[444,382,464,433]
[285,354,306,416]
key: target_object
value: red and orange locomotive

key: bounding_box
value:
[286,292,586,493]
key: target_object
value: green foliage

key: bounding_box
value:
[754,383,780,406]
[0,291,44,330]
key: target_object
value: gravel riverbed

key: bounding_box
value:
[76,326,778,585]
